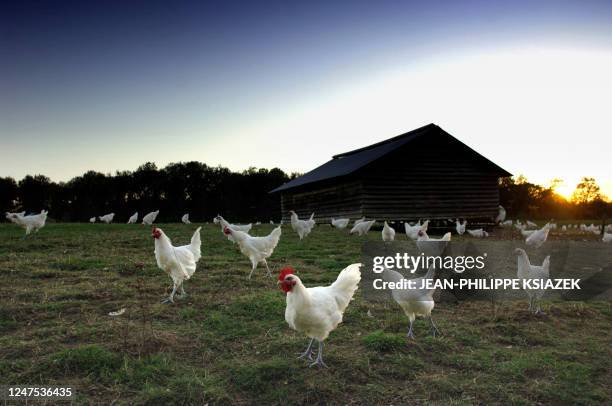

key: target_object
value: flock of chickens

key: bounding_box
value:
[4,205,612,367]
[93,210,168,225]
[151,212,359,367]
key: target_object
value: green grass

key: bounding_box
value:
[362,330,406,351]
[48,345,121,378]
[0,222,610,405]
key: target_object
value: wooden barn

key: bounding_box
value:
[270,123,511,223]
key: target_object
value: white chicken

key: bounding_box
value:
[382,221,395,241]
[127,212,138,224]
[587,224,601,235]
[417,229,451,242]
[525,223,551,248]
[603,232,612,243]
[99,213,115,224]
[501,219,513,227]
[521,229,536,237]
[289,211,316,240]
[515,248,550,314]
[495,205,507,223]
[526,220,538,228]
[331,218,350,230]
[214,215,252,242]
[353,217,365,226]
[7,210,48,236]
[382,266,439,338]
[405,220,429,240]
[455,219,467,235]
[152,226,202,304]
[181,213,191,224]
[89,216,96,223]
[416,229,451,256]
[223,225,282,279]
[467,229,489,238]
[350,219,376,236]
[142,210,159,225]
[279,263,361,367]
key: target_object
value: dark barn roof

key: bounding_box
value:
[270,123,511,193]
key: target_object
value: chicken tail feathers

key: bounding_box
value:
[190,227,202,262]
[422,220,430,232]
[268,226,282,247]
[330,263,362,312]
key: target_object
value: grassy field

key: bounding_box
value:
[0,223,610,405]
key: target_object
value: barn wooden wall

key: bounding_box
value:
[280,179,363,223]
[360,135,501,221]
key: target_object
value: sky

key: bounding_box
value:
[1,0,611,199]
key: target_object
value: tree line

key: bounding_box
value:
[0,162,295,223]
[499,176,610,221]
[1,163,609,223]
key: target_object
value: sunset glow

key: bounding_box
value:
[2,1,610,196]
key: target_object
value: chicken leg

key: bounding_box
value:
[248,263,257,280]
[262,259,272,277]
[176,283,187,299]
[429,316,440,337]
[309,340,327,368]
[297,338,315,361]
[161,282,177,304]
[407,319,416,339]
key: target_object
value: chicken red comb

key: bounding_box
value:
[223,226,232,235]
[278,266,295,281]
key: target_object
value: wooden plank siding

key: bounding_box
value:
[358,134,501,221]
[280,179,363,223]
